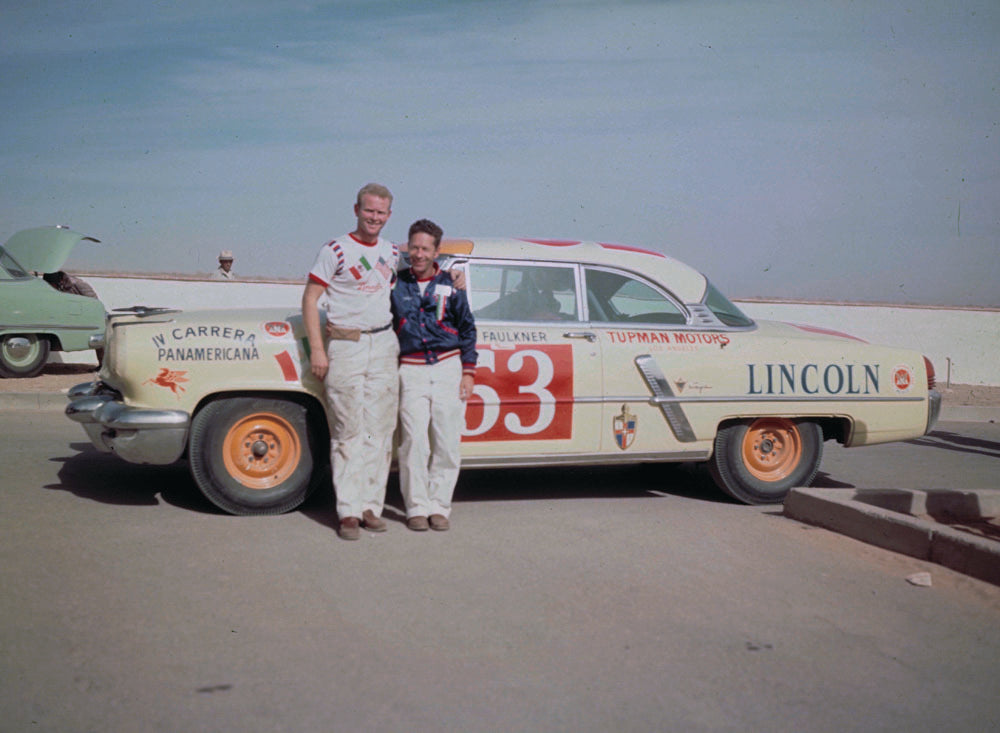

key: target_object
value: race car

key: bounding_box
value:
[66,237,940,513]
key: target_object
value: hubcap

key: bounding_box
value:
[5,336,32,360]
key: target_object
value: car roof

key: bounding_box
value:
[434,237,709,304]
[2,226,100,274]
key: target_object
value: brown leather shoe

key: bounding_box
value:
[362,509,387,532]
[429,514,450,531]
[338,516,361,540]
[407,516,429,531]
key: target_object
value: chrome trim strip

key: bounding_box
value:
[0,323,102,331]
[573,394,926,405]
[461,450,710,469]
[634,354,698,442]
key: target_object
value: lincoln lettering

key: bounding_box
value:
[747,363,879,395]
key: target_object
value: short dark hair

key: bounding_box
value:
[408,219,443,248]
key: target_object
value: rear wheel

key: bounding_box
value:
[709,418,823,504]
[0,334,50,378]
[189,397,320,515]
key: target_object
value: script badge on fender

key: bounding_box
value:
[613,404,637,450]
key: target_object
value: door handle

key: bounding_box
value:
[564,331,597,342]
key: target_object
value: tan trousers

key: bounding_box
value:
[324,329,399,519]
[397,358,464,519]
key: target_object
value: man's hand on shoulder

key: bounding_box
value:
[449,268,466,290]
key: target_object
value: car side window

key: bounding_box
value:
[469,262,579,322]
[0,248,29,279]
[584,267,687,325]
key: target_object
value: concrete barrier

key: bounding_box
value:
[53,274,999,386]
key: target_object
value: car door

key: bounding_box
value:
[583,265,715,458]
[458,259,603,464]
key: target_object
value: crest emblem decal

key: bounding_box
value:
[613,404,637,450]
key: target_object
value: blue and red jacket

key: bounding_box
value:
[391,266,478,374]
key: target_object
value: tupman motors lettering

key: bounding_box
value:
[608,331,731,347]
[152,324,260,362]
[747,363,880,395]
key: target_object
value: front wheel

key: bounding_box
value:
[0,334,50,378]
[189,397,321,515]
[708,418,823,505]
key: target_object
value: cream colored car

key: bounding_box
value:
[66,238,940,514]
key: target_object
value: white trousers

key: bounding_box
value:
[398,358,465,519]
[324,329,399,520]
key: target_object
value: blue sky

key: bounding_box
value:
[2,0,998,306]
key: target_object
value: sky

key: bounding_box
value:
[2,0,998,306]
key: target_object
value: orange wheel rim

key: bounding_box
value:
[741,418,802,482]
[221,412,302,490]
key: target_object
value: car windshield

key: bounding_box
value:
[0,246,30,279]
[703,281,754,327]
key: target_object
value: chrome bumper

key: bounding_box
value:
[65,381,190,465]
[926,390,942,434]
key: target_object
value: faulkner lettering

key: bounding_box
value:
[747,363,880,395]
[481,330,549,343]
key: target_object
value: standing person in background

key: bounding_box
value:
[212,250,236,280]
[301,183,399,541]
[391,219,477,532]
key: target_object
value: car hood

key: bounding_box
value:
[3,226,100,274]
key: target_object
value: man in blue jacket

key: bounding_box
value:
[391,219,477,531]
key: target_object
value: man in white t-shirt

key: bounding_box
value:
[302,183,400,540]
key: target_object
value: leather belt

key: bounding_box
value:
[361,322,392,334]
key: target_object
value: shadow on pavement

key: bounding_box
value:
[810,471,855,489]
[905,430,1000,457]
[50,443,217,514]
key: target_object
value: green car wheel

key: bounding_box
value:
[0,334,50,378]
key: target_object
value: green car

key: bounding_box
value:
[0,226,106,378]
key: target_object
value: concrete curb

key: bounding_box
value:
[784,488,1000,586]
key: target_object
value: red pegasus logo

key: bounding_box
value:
[144,368,189,395]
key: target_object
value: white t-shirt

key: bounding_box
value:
[307,233,398,330]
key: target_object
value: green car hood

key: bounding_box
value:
[3,226,100,274]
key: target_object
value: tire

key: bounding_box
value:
[708,418,823,505]
[188,397,320,515]
[0,334,50,378]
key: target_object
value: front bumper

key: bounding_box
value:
[65,381,190,465]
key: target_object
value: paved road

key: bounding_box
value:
[2,411,999,732]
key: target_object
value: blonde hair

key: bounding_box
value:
[356,182,393,207]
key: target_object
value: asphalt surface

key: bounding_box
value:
[2,410,999,732]
[3,384,999,587]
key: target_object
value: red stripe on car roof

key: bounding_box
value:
[518,238,581,246]
[788,323,868,342]
[598,242,665,257]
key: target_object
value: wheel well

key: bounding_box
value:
[1,331,59,349]
[192,391,330,461]
[715,416,851,446]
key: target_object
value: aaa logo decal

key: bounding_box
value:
[892,365,914,392]
[262,321,293,340]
